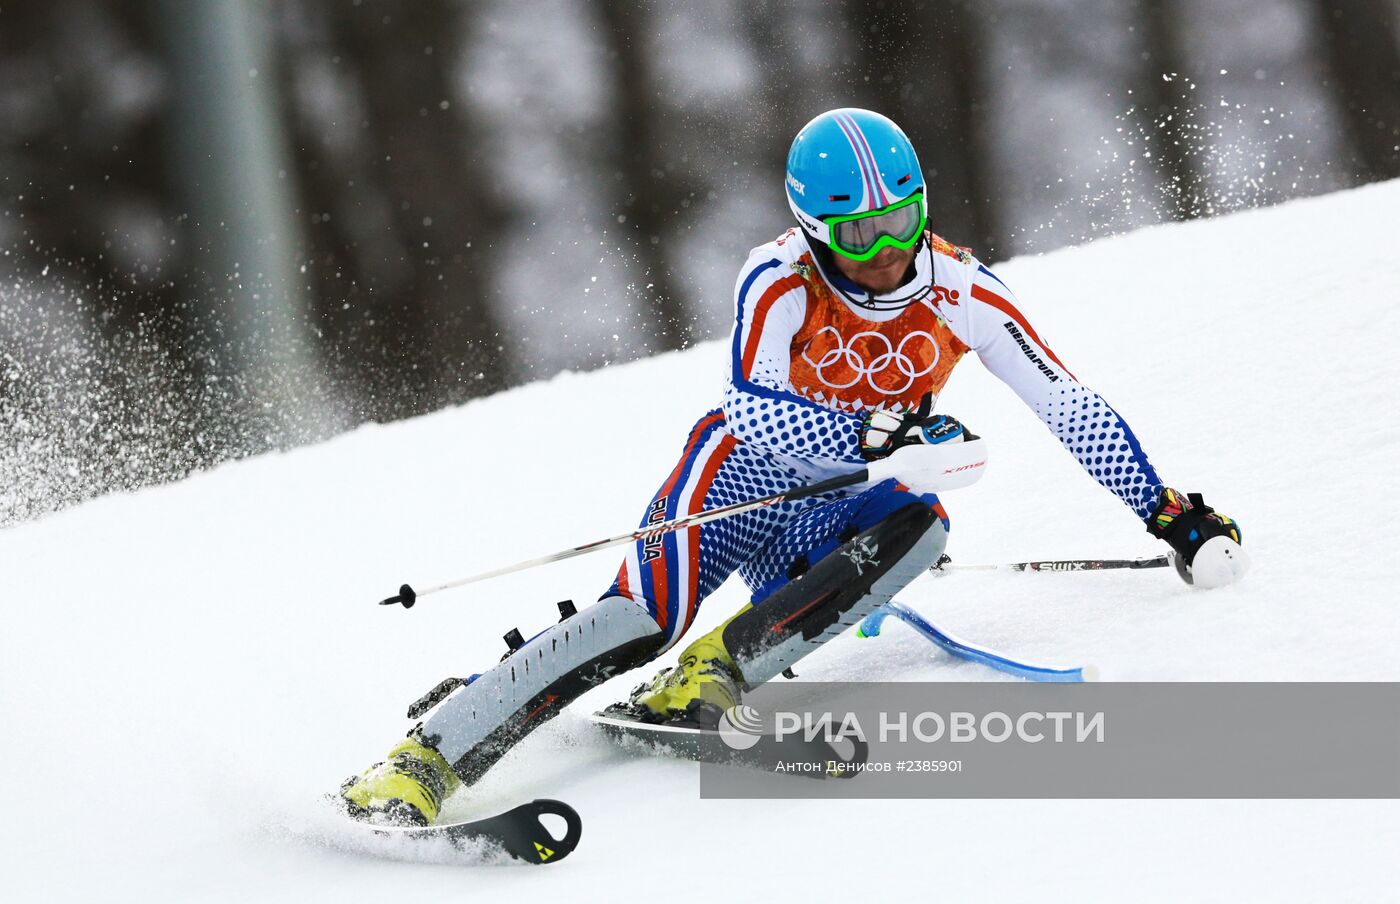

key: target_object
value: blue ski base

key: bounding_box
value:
[858,601,1094,683]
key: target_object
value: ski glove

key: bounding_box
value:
[859,395,978,461]
[1147,488,1248,588]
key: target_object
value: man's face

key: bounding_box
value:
[831,243,916,295]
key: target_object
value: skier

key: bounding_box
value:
[339,108,1246,825]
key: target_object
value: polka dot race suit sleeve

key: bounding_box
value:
[721,252,865,465]
[934,259,1165,520]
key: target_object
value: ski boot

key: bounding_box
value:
[630,612,745,728]
[338,733,460,826]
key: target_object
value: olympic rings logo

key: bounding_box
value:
[800,326,941,396]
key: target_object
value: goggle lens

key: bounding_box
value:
[827,194,926,260]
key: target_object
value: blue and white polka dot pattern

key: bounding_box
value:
[741,478,944,604]
[722,384,863,464]
[1034,384,1163,519]
[605,412,941,648]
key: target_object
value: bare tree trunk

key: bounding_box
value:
[276,0,427,422]
[1135,0,1206,219]
[334,0,513,412]
[835,0,999,255]
[926,1,1000,255]
[3,1,186,328]
[593,0,692,353]
[1313,0,1400,182]
[740,0,808,180]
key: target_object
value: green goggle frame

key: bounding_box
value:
[823,192,927,262]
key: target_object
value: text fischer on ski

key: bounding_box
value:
[339,108,1247,825]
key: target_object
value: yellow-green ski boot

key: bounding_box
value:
[631,617,743,727]
[338,734,460,826]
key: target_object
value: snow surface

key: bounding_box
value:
[3,181,1399,901]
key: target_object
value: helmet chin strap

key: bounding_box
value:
[809,234,935,313]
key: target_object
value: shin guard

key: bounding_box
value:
[723,502,946,686]
[417,595,662,786]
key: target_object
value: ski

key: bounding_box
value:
[591,703,868,778]
[859,600,1095,682]
[348,798,582,865]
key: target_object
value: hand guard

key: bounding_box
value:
[865,437,989,494]
[1147,488,1248,588]
[860,395,978,461]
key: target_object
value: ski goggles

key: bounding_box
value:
[824,192,927,261]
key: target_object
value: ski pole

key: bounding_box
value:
[929,553,1171,574]
[379,469,871,608]
[381,437,990,608]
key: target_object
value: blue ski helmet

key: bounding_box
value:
[784,109,926,257]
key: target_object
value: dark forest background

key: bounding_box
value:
[2,0,1398,525]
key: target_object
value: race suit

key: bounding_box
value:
[605,228,1164,649]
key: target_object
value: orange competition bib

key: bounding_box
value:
[788,265,968,413]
